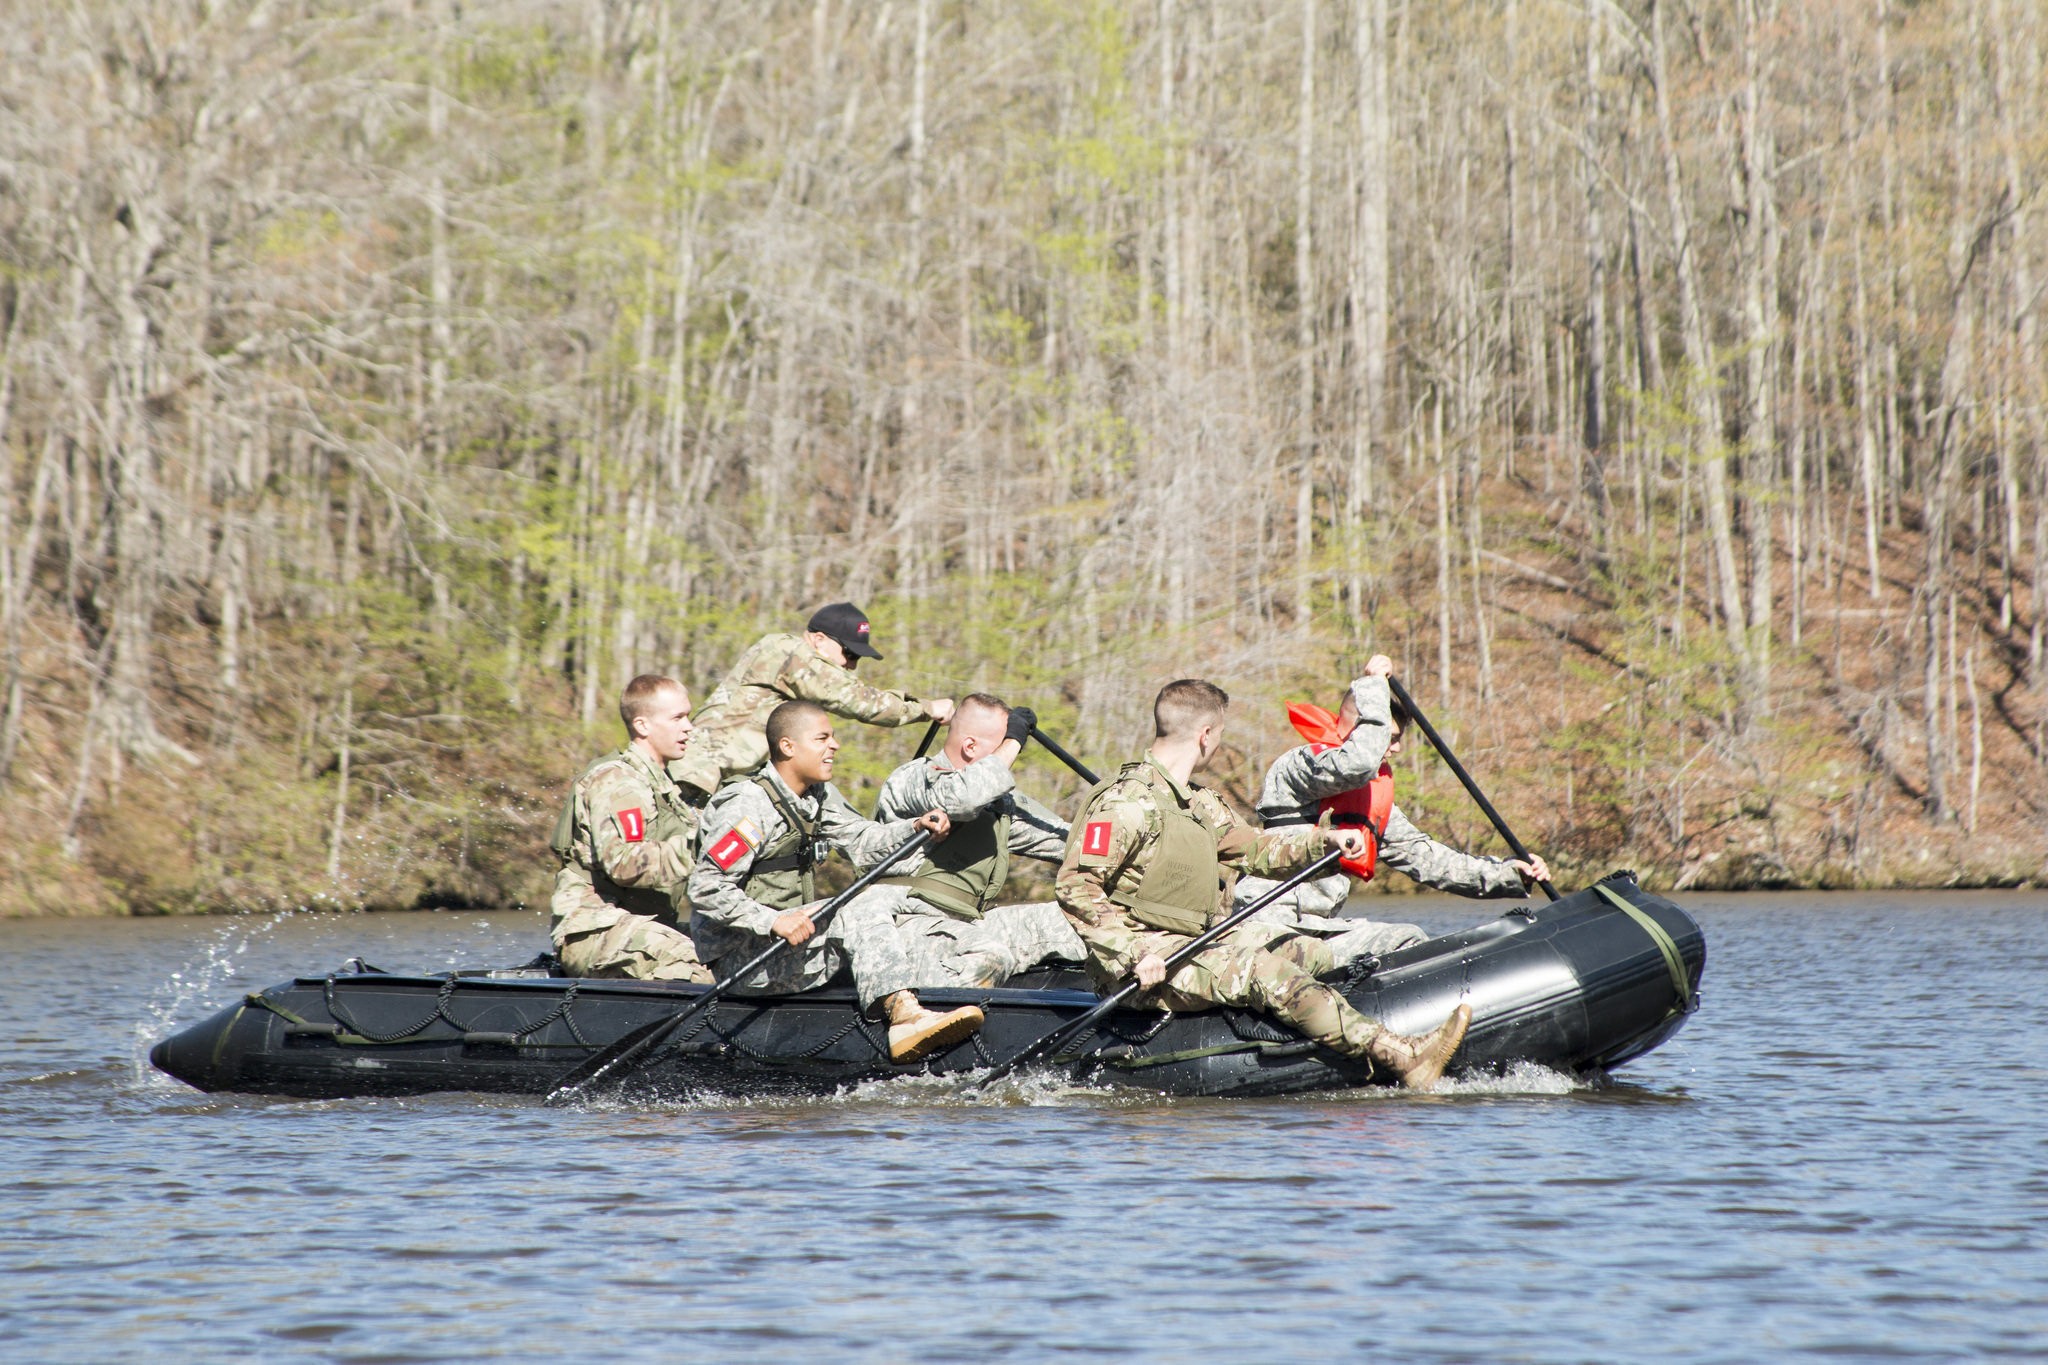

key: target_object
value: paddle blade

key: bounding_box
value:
[543,1011,679,1107]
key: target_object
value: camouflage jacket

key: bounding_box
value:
[1054,755,1326,969]
[871,752,1068,916]
[549,745,702,945]
[1239,674,1526,907]
[1254,676,1393,827]
[682,765,922,962]
[873,753,1069,865]
[668,632,937,795]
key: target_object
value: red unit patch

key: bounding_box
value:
[1082,821,1113,858]
[707,826,753,871]
[616,808,646,843]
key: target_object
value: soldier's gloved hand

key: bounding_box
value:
[772,908,818,947]
[1133,953,1169,990]
[914,809,951,842]
[1004,705,1037,746]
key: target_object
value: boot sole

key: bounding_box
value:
[1399,1004,1472,1091]
[889,1007,986,1064]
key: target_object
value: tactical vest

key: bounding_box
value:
[736,773,822,911]
[548,750,701,925]
[881,804,1011,921]
[1083,763,1222,937]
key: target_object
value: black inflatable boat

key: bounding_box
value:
[150,872,1702,1101]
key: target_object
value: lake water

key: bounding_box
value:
[2,892,2043,1362]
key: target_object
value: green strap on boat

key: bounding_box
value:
[243,991,378,1045]
[1592,882,1692,1012]
[1096,1039,1267,1070]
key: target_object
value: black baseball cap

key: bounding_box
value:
[806,602,883,660]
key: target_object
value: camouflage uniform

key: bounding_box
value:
[1053,756,1392,1058]
[867,752,1086,988]
[682,767,924,1011]
[549,745,712,982]
[1236,675,1530,962]
[668,632,940,797]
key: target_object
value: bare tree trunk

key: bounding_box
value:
[1580,4,1610,547]
[1853,237,1884,597]
[1435,403,1453,710]
[1737,0,1778,680]
[1350,0,1389,514]
[1649,0,1747,673]
[1293,0,1317,626]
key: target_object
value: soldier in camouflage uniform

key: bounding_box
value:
[669,602,955,799]
[1055,678,1472,1090]
[681,700,986,1063]
[549,675,714,982]
[1237,654,1551,964]
[865,694,1086,988]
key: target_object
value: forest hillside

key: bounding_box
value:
[2,0,2044,915]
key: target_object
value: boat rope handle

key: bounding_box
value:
[1591,882,1694,1014]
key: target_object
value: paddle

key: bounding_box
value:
[1027,725,1099,785]
[915,718,941,758]
[966,848,1347,1090]
[542,827,936,1106]
[1384,675,1557,902]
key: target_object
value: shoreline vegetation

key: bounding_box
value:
[4,3,2045,917]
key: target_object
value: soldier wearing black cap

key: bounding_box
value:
[669,602,955,799]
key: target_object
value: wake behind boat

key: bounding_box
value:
[150,871,1702,1102]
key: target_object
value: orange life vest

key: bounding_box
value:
[1285,701,1395,881]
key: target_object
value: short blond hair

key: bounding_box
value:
[1154,678,1229,738]
[620,674,683,732]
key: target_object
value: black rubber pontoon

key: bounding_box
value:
[151,872,1703,1101]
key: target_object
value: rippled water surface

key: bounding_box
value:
[3,893,2044,1362]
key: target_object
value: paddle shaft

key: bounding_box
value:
[915,719,941,758]
[1027,726,1099,785]
[544,827,936,1105]
[970,848,1346,1089]
[1385,675,1557,902]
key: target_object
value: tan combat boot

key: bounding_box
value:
[883,992,986,1064]
[1367,1003,1472,1091]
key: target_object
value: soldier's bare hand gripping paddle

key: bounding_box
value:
[544,827,936,1106]
[966,847,1349,1091]
[1384,675,1557,902]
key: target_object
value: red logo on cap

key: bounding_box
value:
[616,808,645,842]
[856,621,869,636]
[1082,821,1113,857]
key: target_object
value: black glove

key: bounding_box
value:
[1004,706,1037,746]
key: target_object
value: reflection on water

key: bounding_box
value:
[3,893,2045,1361]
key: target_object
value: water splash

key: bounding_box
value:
[130,908,301,1087]
[1435,1059,1588,1096]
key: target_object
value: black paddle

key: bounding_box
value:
[915,718,941,758]
[1027,725,1099,785]
[1385,675,1557,902]
[543,827,936,1106]
[966,848,1348,1090]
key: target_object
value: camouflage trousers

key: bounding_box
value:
[853,888,1085,989]
[1097,921,1386,1059]
[557,915,713,984]
[1235,871,1425,965]
[700,892,917,1013]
